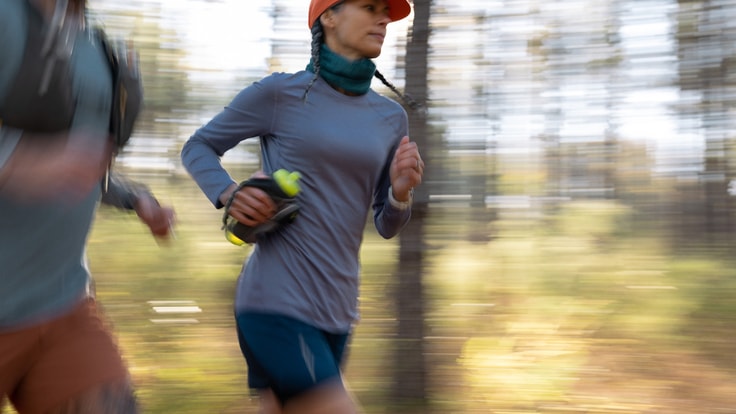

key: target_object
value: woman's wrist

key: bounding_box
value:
[388,185,413,210]
[219,183,239,208]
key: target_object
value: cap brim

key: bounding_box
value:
[387,0,412,22]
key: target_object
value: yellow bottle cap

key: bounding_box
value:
[273,169,301,197]
[224,228,246,246]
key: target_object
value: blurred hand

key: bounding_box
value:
[0,131,114,203]
[389,136,424,201]
[219,171,276,227]
[135,193,176,240]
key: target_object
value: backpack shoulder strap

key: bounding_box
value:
[93,26,143,151]
[0,0,75,133]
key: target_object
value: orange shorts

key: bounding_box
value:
[0,298,130,414]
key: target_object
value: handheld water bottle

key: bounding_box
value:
[223,169,301,245]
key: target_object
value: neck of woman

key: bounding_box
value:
[332,85,360,96]
[306,44,377,96]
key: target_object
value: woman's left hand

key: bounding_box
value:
[389,136,424,202]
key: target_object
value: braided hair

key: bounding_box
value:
[303,21,324,102]
[304,14,423,112]
[373,69,422,112]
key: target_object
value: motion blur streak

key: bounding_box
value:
[3,1,733,413]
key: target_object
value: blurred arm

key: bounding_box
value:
[101,170,154,210]
[102,170,176,239]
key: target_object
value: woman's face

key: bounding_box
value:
[321,0,392,60]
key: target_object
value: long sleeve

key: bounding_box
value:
[100,170,153,210]
[371,141,411,239]
[181,77,276,208]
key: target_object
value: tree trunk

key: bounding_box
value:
[392,0,431,410]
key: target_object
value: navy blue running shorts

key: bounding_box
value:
[234,311,350,403]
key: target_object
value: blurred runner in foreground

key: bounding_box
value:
[0,0,174,412]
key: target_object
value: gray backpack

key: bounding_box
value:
[0,0,142,151]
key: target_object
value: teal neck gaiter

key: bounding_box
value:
[306,44,376,95]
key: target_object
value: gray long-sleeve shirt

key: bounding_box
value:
[181,71,411,333]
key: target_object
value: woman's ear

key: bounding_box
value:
[319,9,336,29]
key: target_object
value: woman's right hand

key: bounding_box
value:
[220,171,277,227]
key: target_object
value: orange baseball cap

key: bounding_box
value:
[308,0,412,28]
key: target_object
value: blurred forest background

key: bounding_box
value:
[6,0,736,413]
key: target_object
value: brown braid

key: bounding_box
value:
[304,1,345,101]
[374,70,423,113]
[303,21,324,102]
